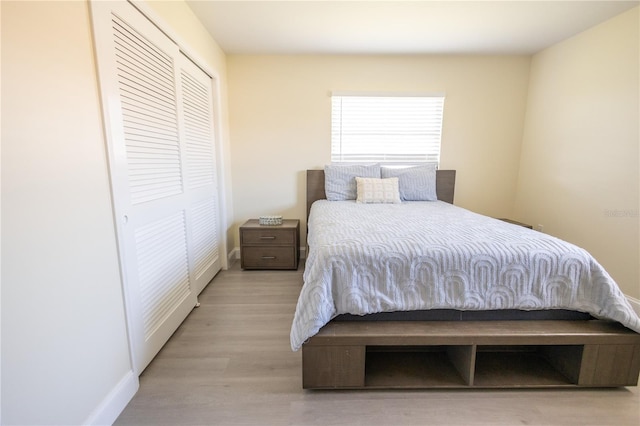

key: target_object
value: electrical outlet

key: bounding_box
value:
[536,224,544,232]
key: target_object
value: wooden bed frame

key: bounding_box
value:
[301,169,640,389]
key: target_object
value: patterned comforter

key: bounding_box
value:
[290,200,640,350]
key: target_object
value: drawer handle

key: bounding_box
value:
[260,236,276,240]
[261,256,276,260]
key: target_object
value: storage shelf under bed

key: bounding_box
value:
[302,321,640,389]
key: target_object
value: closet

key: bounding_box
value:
[90,0,223,373]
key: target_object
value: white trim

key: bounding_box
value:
[210,72,230,271]
[83,371,138,426]
[229,247,240,263]
[128,0,217,80]
[89,0,142,379]
[626,295,640,317]
[331,91,446,97]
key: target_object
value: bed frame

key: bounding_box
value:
[301,169,640,389]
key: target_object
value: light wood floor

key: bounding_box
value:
[116,261,640,425]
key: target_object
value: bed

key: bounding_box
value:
[292,168,640,389]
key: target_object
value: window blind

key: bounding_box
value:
[331,94,445,164]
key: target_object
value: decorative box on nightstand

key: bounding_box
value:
[239,219,300,270]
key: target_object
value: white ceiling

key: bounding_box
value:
[186,1,639,55]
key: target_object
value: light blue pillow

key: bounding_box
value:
[381,164,437,201]
[324,164,381,201]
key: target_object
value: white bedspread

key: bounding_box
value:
[290,200,640,350]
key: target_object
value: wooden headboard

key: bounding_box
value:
[306,169,456,219]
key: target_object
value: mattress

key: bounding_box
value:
[290,200,640,350]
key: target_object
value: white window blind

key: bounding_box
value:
[331,94,445,164]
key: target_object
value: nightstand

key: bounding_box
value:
[239,219,300,270]
[497,218,533,229]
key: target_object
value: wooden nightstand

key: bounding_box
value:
[240,219,300,270]
[497,218,533,229]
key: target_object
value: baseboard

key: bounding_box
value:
[84,370,138,425]
[627,295,640,317]
[229,247,240,262]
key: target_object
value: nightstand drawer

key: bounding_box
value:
[241,229,296,245]
[241,246,297,269]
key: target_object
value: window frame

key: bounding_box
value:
[330,92,445,165]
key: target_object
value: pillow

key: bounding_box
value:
[324,164,381,201]
[381,164,437,201]
[356,177,401,204]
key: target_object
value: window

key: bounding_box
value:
[331,93,445,164]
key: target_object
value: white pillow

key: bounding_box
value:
[381,164,437,201]
[355,177,401,204]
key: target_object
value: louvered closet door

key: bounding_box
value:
[90,1,221,373]
[179,56,221,294]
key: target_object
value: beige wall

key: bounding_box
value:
[515,7,639,298]
[1,0,231,423]
[228,55,531,246]
[1,1,132,423]
[1,1,637,422]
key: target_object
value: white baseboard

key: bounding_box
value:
[229,247,240,262]
[84,370,138,426]
[627,295,640,317]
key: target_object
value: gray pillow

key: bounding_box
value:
[381,164,437,201]
[324,164,381,201]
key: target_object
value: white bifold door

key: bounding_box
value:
[90,0,222,373]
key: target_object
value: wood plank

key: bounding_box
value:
[627,344,640,384]
[302,345,365,389]
[580,344,640,387]
[447,345,475,386]
[305,320,640,347]
[435,169,456,204]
